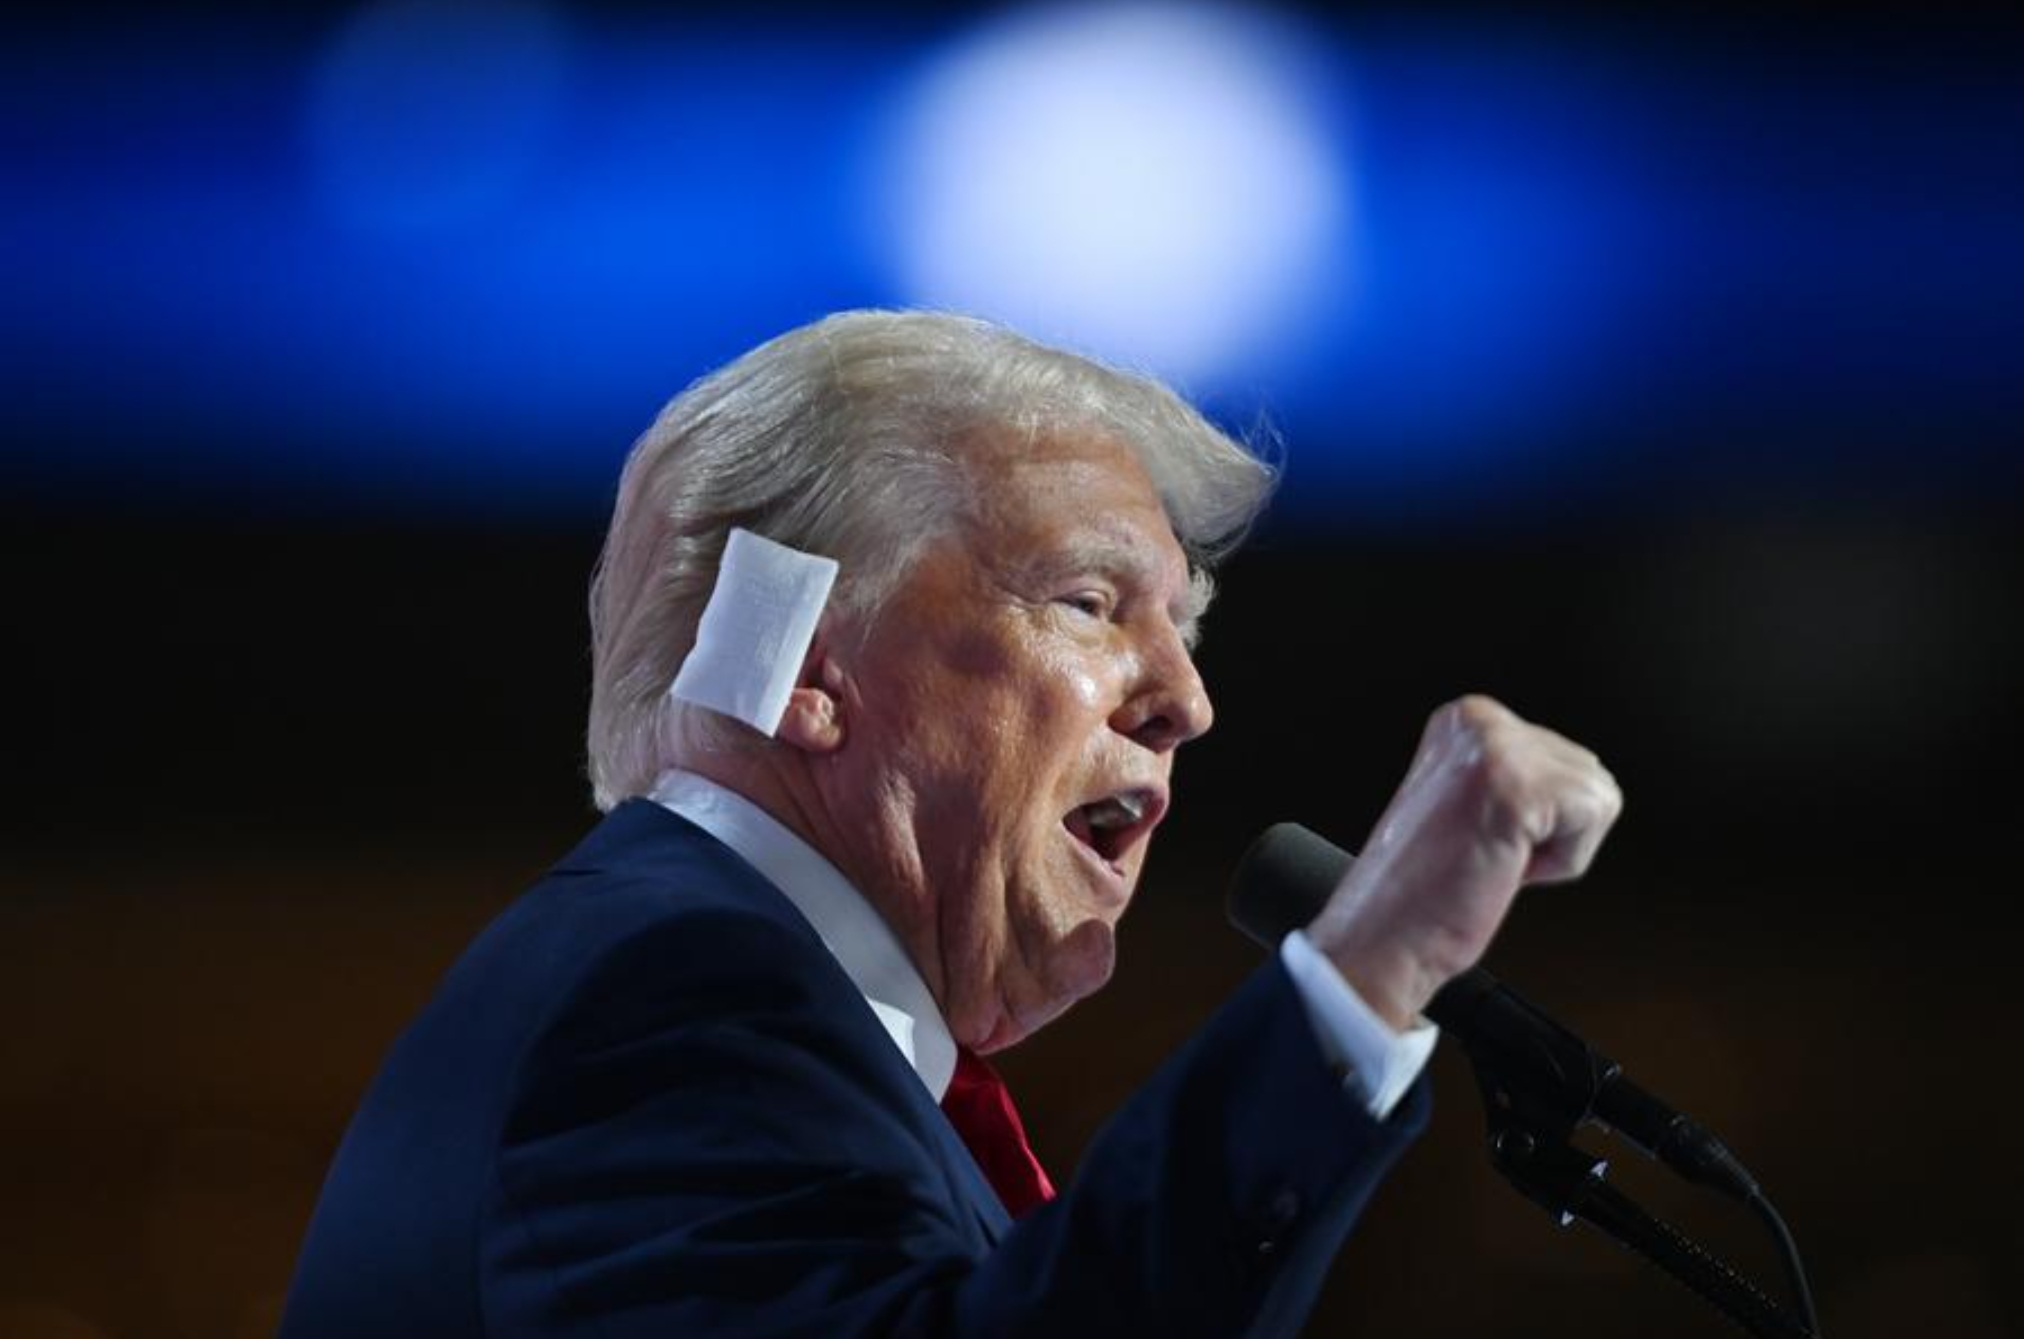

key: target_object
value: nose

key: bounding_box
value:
[1112,628,1214,753]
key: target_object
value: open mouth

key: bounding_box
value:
[1061,787,1165,872]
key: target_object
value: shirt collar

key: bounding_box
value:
[647,768,958,1101]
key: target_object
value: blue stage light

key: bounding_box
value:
[3,10,2017,523]
[306,0,570,235]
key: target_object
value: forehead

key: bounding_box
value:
[956,428,1186,571]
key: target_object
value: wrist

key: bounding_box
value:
[1311,933,1436,1034]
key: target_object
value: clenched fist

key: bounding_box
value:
[1305,695,1623,1031]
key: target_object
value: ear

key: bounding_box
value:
[774,643,847,755]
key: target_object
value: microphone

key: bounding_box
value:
[1228,822,1760,1201]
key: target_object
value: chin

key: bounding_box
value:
[1050,916,1119,1000]
[987,917,1117,1052]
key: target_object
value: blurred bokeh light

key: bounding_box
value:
[869,1,1351,384]
[4,1,2017,521]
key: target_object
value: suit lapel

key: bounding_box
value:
[557,800,1018,1247]
[932,1102,1017,1244]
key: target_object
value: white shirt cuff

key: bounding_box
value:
[1279,929,1440,1121]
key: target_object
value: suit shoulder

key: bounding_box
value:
[449,803,826,1012]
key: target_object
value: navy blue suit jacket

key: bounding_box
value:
[282,800,1429,1336]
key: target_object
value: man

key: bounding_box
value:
[281,311,1620,1335]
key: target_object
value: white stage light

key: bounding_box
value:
[873,2,1349,384]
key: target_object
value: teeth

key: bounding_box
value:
[1085,792,1146,831]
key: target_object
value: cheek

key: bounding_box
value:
[1064,665,1103,709]
[1016,656,1114,790]
[1033,635,1117,713]
[914,629,1132,811]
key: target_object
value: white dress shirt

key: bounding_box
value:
[648,770,1435,1120]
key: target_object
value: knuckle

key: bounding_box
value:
[1471,761,1542,842]
[1448,693,1508,732]
[1579,761,1623,812]
[1433,695,1515,767]
[1477,746,1530,801]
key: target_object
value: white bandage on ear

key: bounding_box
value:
[668,527,840,738]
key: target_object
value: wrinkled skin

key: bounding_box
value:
[717,429,1623,1052]
[767,429,1210,1053]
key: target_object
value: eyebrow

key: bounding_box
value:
[1178,567,1215,651]
[1020,535,1213,649]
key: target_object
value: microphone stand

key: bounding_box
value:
[1223,825,1823,1334]
[1459,1053,1817,1338]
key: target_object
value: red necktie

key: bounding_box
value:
[941,1047,1057,1218]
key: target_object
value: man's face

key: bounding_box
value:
[824,429,1213,1053]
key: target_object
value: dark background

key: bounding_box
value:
[5,2,2021,1336]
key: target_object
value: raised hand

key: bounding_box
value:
[1305,695,1623,1031]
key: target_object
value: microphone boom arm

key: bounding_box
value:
[1226,823,1821,1338]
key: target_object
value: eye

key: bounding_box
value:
[1058,590,1113,619]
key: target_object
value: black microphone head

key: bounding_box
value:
[1226,823,1354,948]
